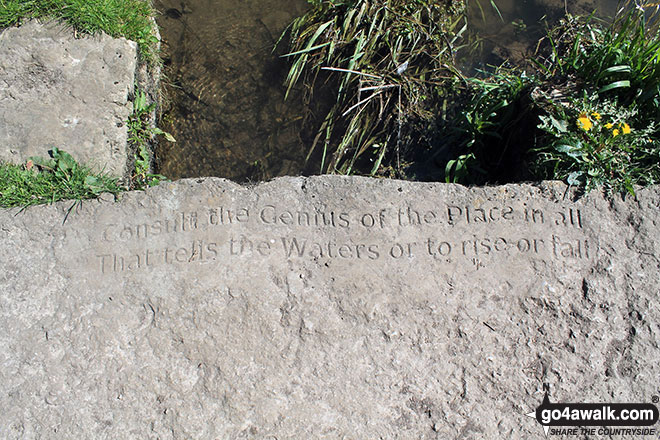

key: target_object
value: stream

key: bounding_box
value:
[154,0,623,182]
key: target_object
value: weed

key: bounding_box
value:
[531,0,660,193]
[534,93,659,193]
[0,148,123,208]
[128,89,174,189]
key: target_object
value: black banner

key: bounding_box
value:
[535,394,659,427]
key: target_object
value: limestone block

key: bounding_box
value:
[0,176,659,439]
[0,20,137,177]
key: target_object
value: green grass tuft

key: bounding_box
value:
[0,148,123,208]
[128,89,172,189]
[280,0,467,177]
[0,0,159,62]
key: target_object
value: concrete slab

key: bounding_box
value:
[0,20,137,177]
[0,176,659,439]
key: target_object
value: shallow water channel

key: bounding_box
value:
[154,0,310,181]
[155,0,622,182]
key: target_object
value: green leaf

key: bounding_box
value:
[489,0,504,22]
[134,90,148,112]
[555,143,582,159]
[163,132,176,143]
[599,65,631,77]
[370,143,387,175]
[541,114,568,133]
[598,80,631,93]
[84,176,105,194]
[56,150,77,173]
[84,175,99,186]
[567,171,583,186]
[29,155,56,170]
[280,41,331,57]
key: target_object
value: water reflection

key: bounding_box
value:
[463,0,621,72]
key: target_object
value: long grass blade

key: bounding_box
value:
[321,67,382,79]
[598,80,631,93]
[281,42,331,57]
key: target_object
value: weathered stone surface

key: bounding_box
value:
[0,20,137,177]
[0,176,659,439]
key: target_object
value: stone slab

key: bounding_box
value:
[0,20,137,177]
[0,176,659,439]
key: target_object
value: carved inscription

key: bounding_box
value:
[398,205,582,228]
[95,203,592,274]
[102,212,199,242]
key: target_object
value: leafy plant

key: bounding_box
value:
[0,148,123,208]
[530,0,660,193]
[435,67,536,184]
[127,89,174,189]
[534,94,659,193]
[536,1,660,108]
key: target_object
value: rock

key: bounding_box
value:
[0,20,137,178]
[0,176,659,439]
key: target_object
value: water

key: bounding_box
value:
[154,0,310,181]
[154,0,623,181]
[462,0,620,71]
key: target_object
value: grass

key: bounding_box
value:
[0,0,159,62]
[0,148,123,208]
[280,0,467,177]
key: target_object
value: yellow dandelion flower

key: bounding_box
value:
[621,122,631,134]
[591,112,602,120]
[604,122,614,129]
[577,113,593,131]
[612,129,620,137]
